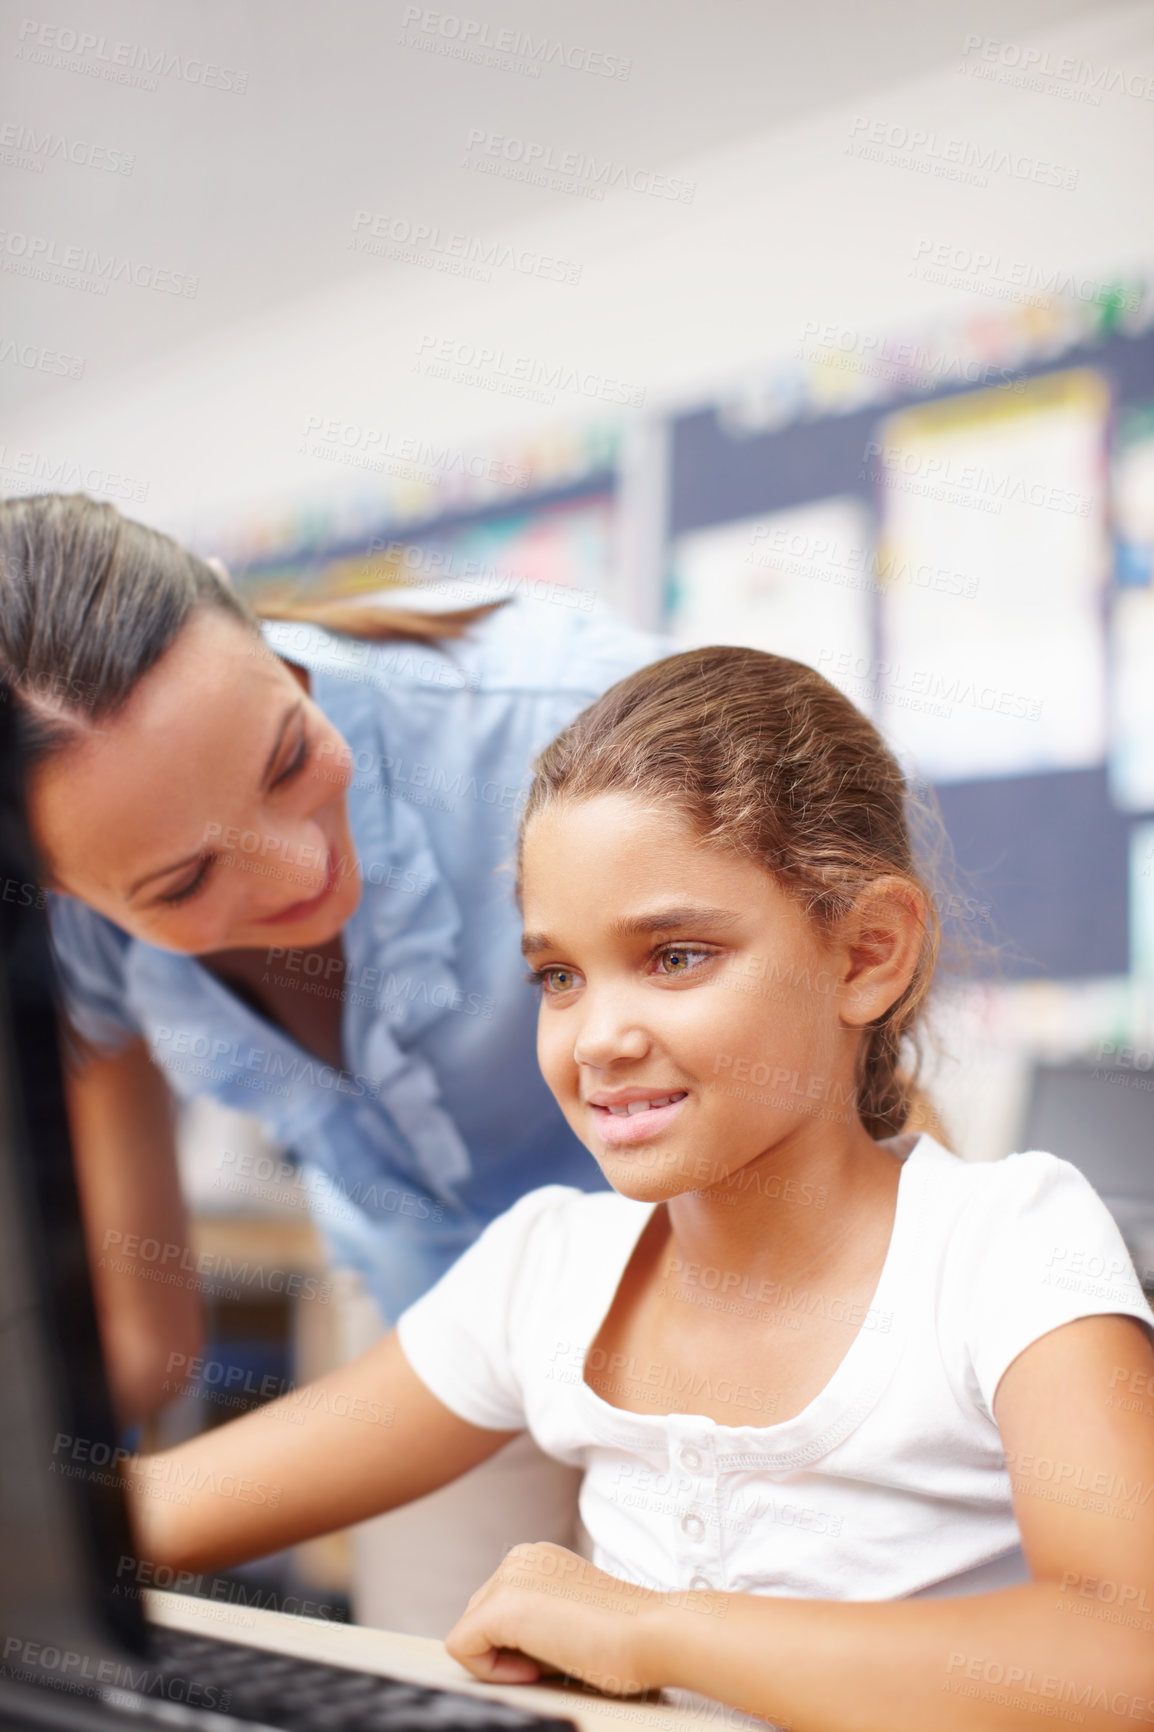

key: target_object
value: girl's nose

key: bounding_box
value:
[572,995,650,1069]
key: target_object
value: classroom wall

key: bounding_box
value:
[6,1,1153,1186]
[4,1,1152,554]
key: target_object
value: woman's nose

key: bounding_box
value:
[240,817,330,894]
[309,735,353,808]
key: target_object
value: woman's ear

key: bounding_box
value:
[836,877,928,1029]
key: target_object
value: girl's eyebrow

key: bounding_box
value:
[521,904,740,956]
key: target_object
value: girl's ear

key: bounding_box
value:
[836,876,927,1029]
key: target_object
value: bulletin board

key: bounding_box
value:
[667,321,1154,982]
[230,306,1154,986]
[871,369,1110,784]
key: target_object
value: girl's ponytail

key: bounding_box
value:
[856,1016,914,1141]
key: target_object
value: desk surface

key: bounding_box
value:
[148,1588,757,1732]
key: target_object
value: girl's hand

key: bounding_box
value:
[445,1542,666,1695]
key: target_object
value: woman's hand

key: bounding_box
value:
[445,1542,668,1695]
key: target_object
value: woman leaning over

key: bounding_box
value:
[0,489,669,1633]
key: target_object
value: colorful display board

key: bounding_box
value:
[668,496,875,708]
[873,370,1110,783]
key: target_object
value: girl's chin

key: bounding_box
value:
[587,1147,698,1200]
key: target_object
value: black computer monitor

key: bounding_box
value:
[0,681,147,1668]
[0,687,579,1732]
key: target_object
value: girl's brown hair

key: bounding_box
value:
[519,645,941,1140]
[0,493,497,768]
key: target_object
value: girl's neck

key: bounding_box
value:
[662,1125,914,1290]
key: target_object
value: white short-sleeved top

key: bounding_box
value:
[397,1136,1154,1602]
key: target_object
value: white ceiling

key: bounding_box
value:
[1,0,1119,420]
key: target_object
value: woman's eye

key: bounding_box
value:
[158,856,214,908]
[271,732,310,789]
[654,945,713,976]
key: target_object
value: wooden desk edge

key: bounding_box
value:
[146,1588,753,1732]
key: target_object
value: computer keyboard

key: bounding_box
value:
[147,1628,578,1732]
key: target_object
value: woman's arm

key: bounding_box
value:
[446,1313,1154,1731]
[66,1035,201,1426]
[126,1330,520,1572]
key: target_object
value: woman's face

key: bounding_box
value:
[29,607,362,954]
[520,793,874,1204]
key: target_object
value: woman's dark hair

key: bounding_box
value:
[519,646,944,1140]
[0,493,496,770]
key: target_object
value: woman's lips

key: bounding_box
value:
[255,846,340,927]
[590,1092,688,1146]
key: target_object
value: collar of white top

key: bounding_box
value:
[573,1132,939,1468]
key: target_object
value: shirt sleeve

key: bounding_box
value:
[395,1184,575,1432]
[964,1151,1154,1411]
[46,893,139,1055]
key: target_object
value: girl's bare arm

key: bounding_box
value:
[127,1330,519,1572]
[448,1313,1154,1732]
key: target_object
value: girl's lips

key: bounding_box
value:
[590,1092,688,1146]
[255,846,340,926]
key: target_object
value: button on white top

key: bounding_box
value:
[681,1511,706,1540]
[680,1446,702,1473]
[689,1574,714,1592]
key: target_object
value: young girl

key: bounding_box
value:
[130,647,1154,1732]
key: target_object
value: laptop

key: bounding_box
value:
[0,682,576,1732]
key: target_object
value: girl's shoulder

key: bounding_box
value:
[908,1136,1153,1405]
[395,1184,651,1430]
[483,1182,653,1269]
[912,1133,1140,1277]
[435,1183,656,1335]
[907,1136,1122,1233]
[924,1133,1055,1174]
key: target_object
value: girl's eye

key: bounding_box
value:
[525,965,580,996]
[159,855,215,908]
[654,945,713,977]
[271,731,310,789]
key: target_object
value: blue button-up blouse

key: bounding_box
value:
[47,593,668,1320]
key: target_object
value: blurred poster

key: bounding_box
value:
[871,369,1110,782]
[1130,822,1154,980]
[1109,407,1154,812]
[1111,590,1154,813]
[1113,404,1154,589]
[406,494,618,610]
[667,496,877,712]
[255,493,620,619]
